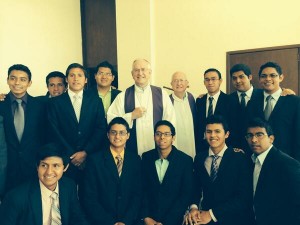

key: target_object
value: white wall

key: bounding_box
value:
[116,0,300,95]
[0,0,82,96]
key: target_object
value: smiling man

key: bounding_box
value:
[246,118,300,225]
[107,59,176,155]
[0,64,47,194]
[0,143,88,225]
[185,115,253,225]
[249,62,300,161]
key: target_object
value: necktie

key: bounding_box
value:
[264,95,273,121]
[253,157,262,196]
[73,94,81,122]
[116,155,123,176]
[14,99,24,141]
[240,92,246,108]
[207,97,213,117]
[210,155,220,182]
[50,192,61,225]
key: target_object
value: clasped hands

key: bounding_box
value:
[183,209,212,225]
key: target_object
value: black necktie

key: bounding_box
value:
[207,97,213,117]
[240,92,246,108]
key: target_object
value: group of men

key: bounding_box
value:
[0,58,299,225]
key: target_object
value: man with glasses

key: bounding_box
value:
[195,68,230,153]
[82,117,142,225]
[246,118,300,225]
[169,71,196,158]
[140,120,193,225]
[250,62,300,161]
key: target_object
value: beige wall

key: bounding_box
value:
[0,0,82,96]
[116,0,300,95]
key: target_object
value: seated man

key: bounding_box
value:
[0,143,88,225]
[82,117,142,225]
[141,120,193,225]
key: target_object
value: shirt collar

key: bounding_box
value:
[172,92,187,101]
[9,91,28,104]
[237,85,253,98]
[263,88,282,101]
[134,84,150,93]
[208,144,227,157]
[207,90,221,102]
[251,144,273,165]
[39,180,59,198]
[68,89,83,99]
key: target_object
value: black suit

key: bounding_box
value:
[253,147,300,225]
[0,115,7,198]
[195,92,231,152]
[141,147,193,225]
[193,147,254,225]
[82,149,142,225]
[250,93,300,161]
[47,91,106,181]
[228,88,262,155]
[0,93,46,192]
[0,177,88,225]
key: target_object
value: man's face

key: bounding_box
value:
[47,77,66,97]
[154,125,175,151]
[37,156,67,191]
[131,60,152,88]
[259,67,283,94]
[246,127,274,155]
[7,70,32,98]
[66,68,87,93]
[107,124,130,149]
[205,123,229,153]
[171,72,189,95]
[204,71,222,95]
[231,70,252,92]
[95,67,115,88]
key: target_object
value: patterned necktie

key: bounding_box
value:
[264,95,273,121]
[116,155,123,176]
[210,155,220,182]
[50,192,61,225]
[207,97,214,117]
[240,92,246,108]
[73,94,81,122]
[14,99,24,141]
[253,157,262,196]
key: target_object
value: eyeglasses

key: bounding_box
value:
[109,130,128,136]
[245,132,268,140]
[172,79,187,84]
[155,131,172,138]
[96,72,113,76]
[204,78,220,82]
[259,74,279,79]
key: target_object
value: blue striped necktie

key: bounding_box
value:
[50,192,61,225]
[210,155,220,182]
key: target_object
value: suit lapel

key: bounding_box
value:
[63,92,78,124]
[4,95,19,142]
[104,149,120,180]
[269,96,285,121]
[79,91,89,125]
[29,180,43,225]
[59,179,69,225]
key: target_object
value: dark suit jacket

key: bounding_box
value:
[0,115,7,198]
[47,91,106,181]
[253,147,300,225]
[193,147,254,225]
[82,149,142,225]
[249,93,300,161]
[0,94,46,192]
[228,88,262,155]
[195,91,231,152]
[87,85,121,104]
[0,177,88,225]
[141,146,194,225]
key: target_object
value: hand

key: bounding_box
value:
[183,209,201,225]
[70,151,87,167]
[198,210,212,224]
[132,107,147,119]
[144,217,163,225]
[0,93,7,101]
[281,88,296,96]
[197,93,205,98]
[114,222,125,225]
[233,148,245,154]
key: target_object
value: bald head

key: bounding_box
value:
[171,71,189,99]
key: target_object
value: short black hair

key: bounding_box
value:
[205,115,229,133]
[65,63,87,78]
[204,68,222,79]
[46,71,67,87]
[246,117,274,136]
[95,61,115,76]
[8,64,32,81]
[154,120,176,136]
[107,117,130,133]
[230,64,252,78]
[36,143,69,167]
[259,62,282,76]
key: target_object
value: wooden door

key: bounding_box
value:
[227,45,300,95]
